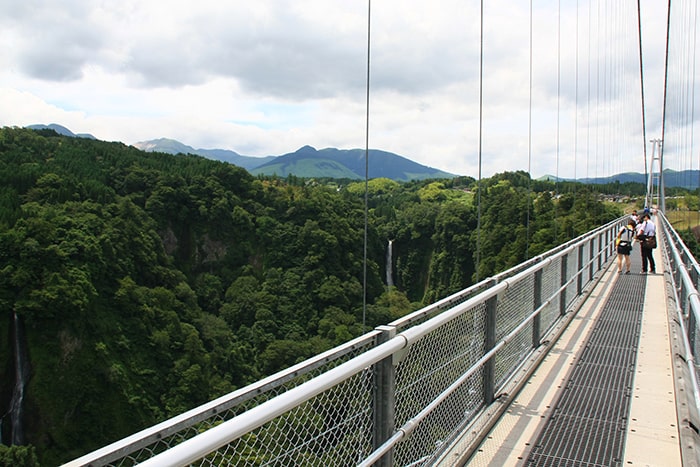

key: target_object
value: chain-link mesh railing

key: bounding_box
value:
[66,219,624,467]
[64,332,379,467]
[657,213,700,433]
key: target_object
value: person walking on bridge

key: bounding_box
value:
[637,213,656,274]
[615,222,635,274]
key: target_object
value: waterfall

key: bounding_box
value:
[386,239,394,287]
[7,312,28,445]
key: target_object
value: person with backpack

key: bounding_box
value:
[615,221,636,274]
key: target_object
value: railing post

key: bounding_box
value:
[532,269,542,346]
[560,254,568,316]
[691,262,699,292]
[689,306,698,358]
[483,296,498,404]
[680,273,688,317]
[373,325,397,467]
[578,244,584,295]
[589,238,595,283]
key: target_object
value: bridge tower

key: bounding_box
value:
[646,138,665,213]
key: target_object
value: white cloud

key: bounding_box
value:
[0,0,678,179]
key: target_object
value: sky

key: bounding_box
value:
[0,0,675,179]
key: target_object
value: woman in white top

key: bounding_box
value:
[615,223,635,274]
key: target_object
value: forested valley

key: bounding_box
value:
[0,127,624,465]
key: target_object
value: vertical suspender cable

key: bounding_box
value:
[689,0,700,198]
[660,0,672,213]
[595,0,601,184]
[691,1,698,207]
[680,0,691,200]
[683,2,697,204]
[574,0,579,238]
[684,0,697,212]
[637,0,649,195]
[587,1,591,184]
[555,0,561,242]
[526,0,533,259]
[362,0,371,330]
[476,0,484,283]
[601,0,607,177]
[616,2,627,178]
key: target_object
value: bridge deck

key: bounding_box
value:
[445,244,683,466]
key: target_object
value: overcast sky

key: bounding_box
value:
[0,0,674,179]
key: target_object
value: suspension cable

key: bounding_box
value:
[659,0,672,213]
[526,0,533,259]
[476,0,484,283]
[586,0,591,183]
[692,1,699,199]
[362,0,371,330]
[637,0,648,190]
[555,0,561,242]
[574,0,579,238]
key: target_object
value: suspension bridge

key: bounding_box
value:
[64,1,700,465]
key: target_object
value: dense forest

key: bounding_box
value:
[0,127,626,465]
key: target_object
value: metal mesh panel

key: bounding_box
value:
[582,242,591,284]
[565,249,579,309]
[393,304,487,463]
[97,338,377,466]
[494,276,534,388]
[197,369,374,467]
[394,369,484,467]
[540,257,562,332]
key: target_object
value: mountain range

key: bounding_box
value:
[22,124,700,187]
[132,138,457,181]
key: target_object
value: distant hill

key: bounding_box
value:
[540,170,700,189]
[26,123,96,139]
[133,138,275,171]
[249,145,457,181]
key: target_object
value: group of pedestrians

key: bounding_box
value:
[615,208,656,275]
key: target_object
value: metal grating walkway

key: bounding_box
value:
[525,267,647,466]
[455,233,682,467]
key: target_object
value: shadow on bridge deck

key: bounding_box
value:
[444,243,686,466]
